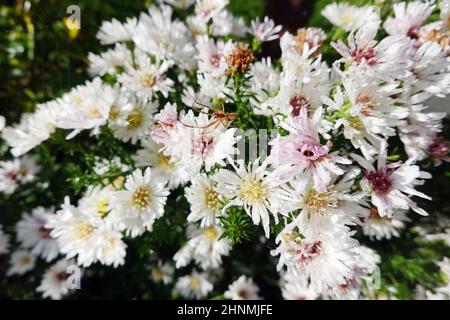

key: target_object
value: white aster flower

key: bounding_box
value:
[352,141,431,217]
[213,158,286,238]
[248,57,280,116]
[134,139,189,190]
[286,27,327,54]
[265,66,331,118]
[0,155,40,194]
[322,3,380,32]
[384,1,435,37]
[224,275,261,300]
[2,102,59,157]
[37,259,79,300]
[47,198,100,267]
[132,5,195,69]
[195,35,232,78]
[118,50,174,101]
[250,16,282,42]
[151,261,174,284]
[326,245,381,300]
[78,186,118,225]
[56,78,116,139]
[185,174,224,226]
[279,169,367,233]
[279,34,331,84]
[7,250,36,276]
[186,15,208,38]
[332,22,414,81]
[49,196,127,267]
[362,208,410,240]
[151,102,179,145]
[211,11,247,37]
[195,0,228,21]
[272,219,358,293]
[96,226,127,267]
[162,110,239,174]
[110,97,157,144]
[174,224,231,270]
[407,41,450,102]
[174,271,213,299]
[281,271,319,300]
[16,207,59,262]
[93,156,130,178]
[96,17,137,45]
[399,104,445,162]
[197,72,231,99]
[112,168,169,237]
[88,43,132,77]
[323,75,407,160]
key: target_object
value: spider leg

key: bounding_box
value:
[193,100,214,111]
[180,120,202,128]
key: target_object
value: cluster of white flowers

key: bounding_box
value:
[1,0,450,300]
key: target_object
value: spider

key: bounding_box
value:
[181,100,238,129]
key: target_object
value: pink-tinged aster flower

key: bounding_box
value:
[332,22,414,81]
[352,141,431,218]
[150,102,178,144]
[269,108,351,192]
[428,136,450,166]
[383,1,435,39]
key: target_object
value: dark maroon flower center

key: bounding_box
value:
[407,27,420,40]
[289,95,311,117]
[297,241,322,266]
[55,272,70,282]
[365,170,392,195]
[428,139,449,155]
[39,226,52,239]
[210,53,221,68]
[4,171,17,181]
[303,150,314,157]
[352,47,377,66]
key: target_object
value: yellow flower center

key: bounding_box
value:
[133,186,152,209]
[341,13,355,25]
[239,178,266,203]
[127,108,144,129]
[204,187,219,210]
[203,226,218,240]
[189,276,201,289]
[282,231,303,247]
[157,153,175,171]
[74,220,94,240]
[348,116,364,132]
[109,105,120,120]
[96,198,109,218]
[86,105,101,119]
[19,256,31,265]
[17,168,28,178]
[140,73,156,88]
[152,267,164,282]
[304,189,337,212]
[111,176,125,190]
